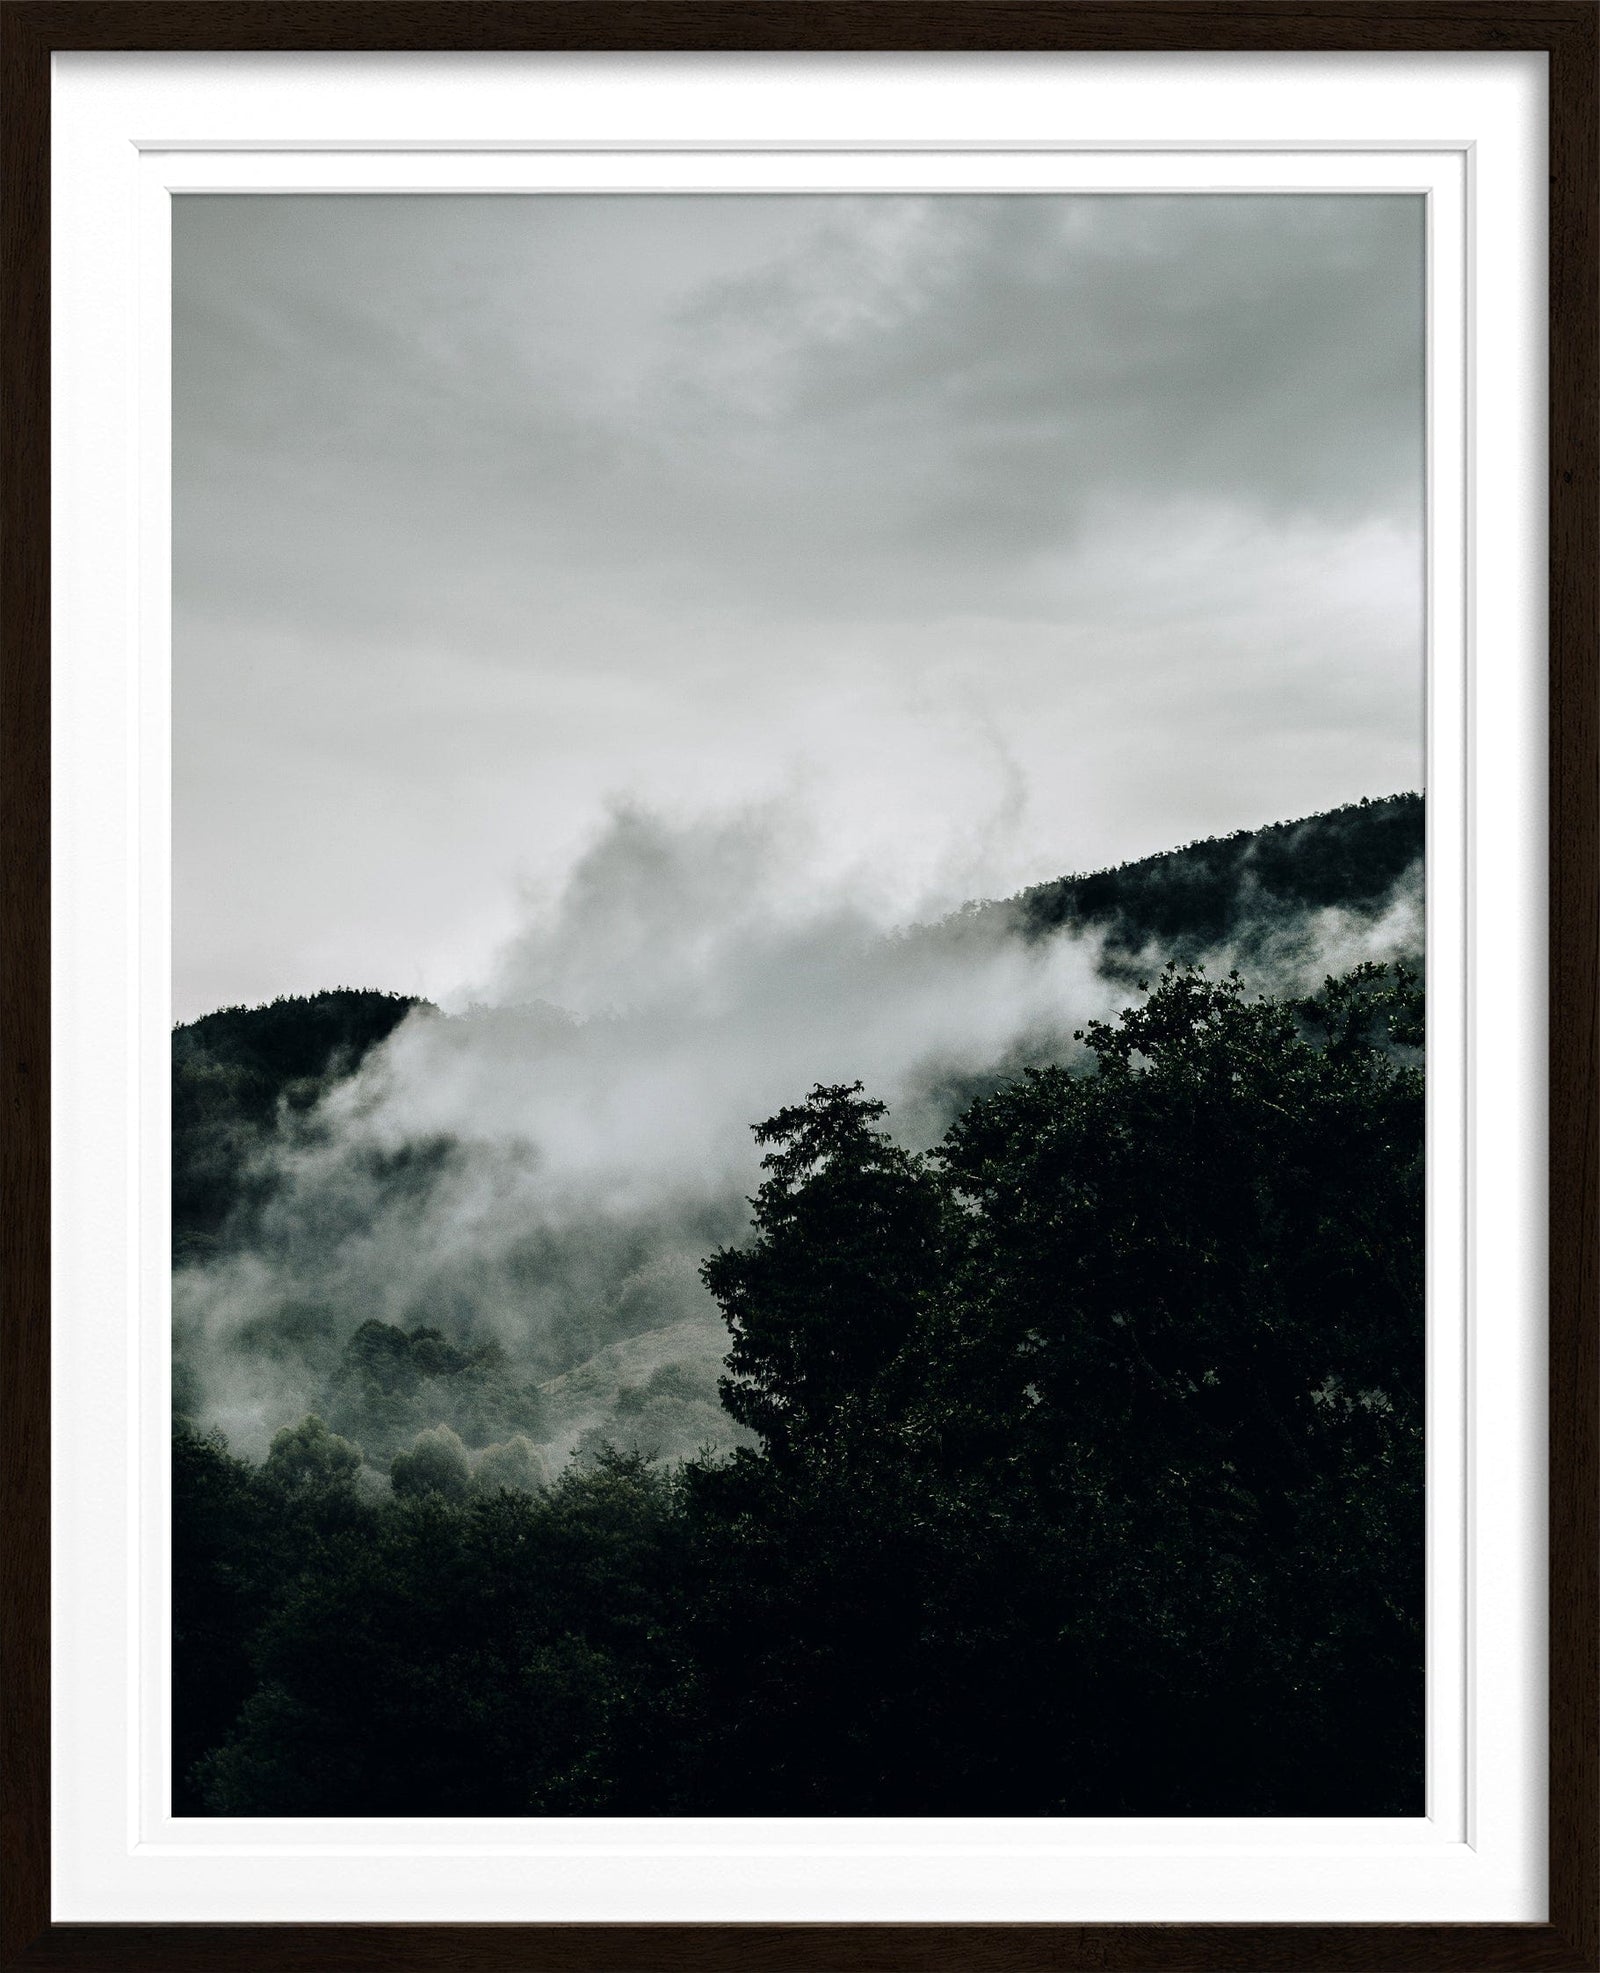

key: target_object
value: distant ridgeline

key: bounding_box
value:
[172,987,425,1262]
[1011,791,1422,979]
[172,794,1423,1261]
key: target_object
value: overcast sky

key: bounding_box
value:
[173,193,1424,1021]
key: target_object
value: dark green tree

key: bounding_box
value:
[921,961,1425,1811]
[192,1455,694,1816]
[687,965,1423,1815]
[705,1081,947,1464]
[389,1423,472,1501]
[263,1414,363,1492]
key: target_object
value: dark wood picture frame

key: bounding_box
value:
[3,4,1594,1967]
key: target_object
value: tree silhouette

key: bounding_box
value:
[174,962,1424,1818]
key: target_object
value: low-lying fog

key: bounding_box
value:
[175,799,1424,1476]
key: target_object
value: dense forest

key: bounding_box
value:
[174,797,1424,1816]
[1009,789,1422,971]
[173,987,424,1262]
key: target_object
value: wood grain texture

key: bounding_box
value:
[5,1921,1600,1973]
[2,0,1598,52]
[1546,4,1600,1970]
[1,3,53,1967]
[3,3,1594,1968]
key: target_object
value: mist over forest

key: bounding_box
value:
[173,793,1425,1819]
[173,792,1422,1470]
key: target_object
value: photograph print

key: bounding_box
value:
[171,191,1427,1819]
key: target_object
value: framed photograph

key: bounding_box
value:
[4,6,1595,1968]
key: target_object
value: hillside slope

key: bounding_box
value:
[171,794,1424,1472]
[1010,791,1421,974]
[173,989,425,1258]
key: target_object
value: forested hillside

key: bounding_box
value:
[172,795,1420,1262]
[173,988,423,1261]
[172,795,1425,1816]
[1008,790,1422,973]
[175,959,1424,1816]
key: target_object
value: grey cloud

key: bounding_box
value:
[173,192,1423,1019]
[664,197,1423,573]
[176,196,1422,636]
